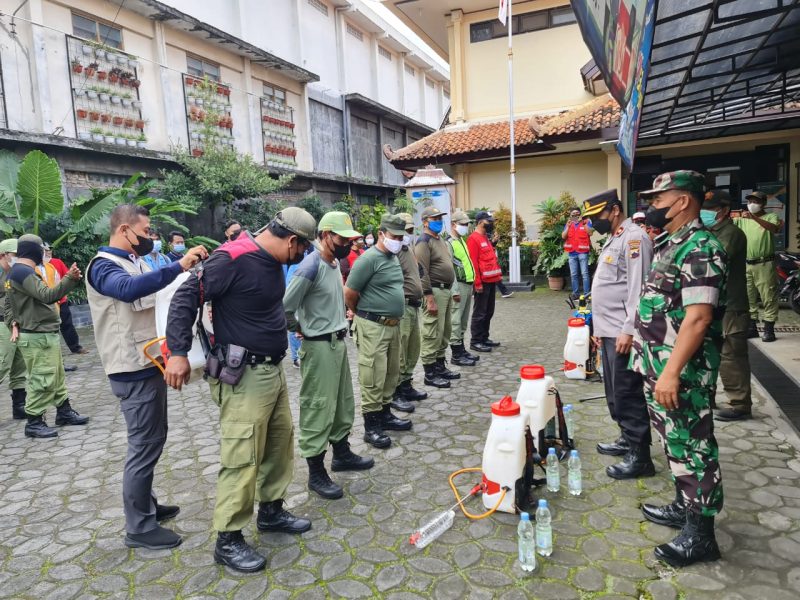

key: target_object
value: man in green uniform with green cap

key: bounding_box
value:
[448,211,479,367]
[5,234,89,438]
[284,211,374,500]
[345,213,412,449]
[0,238,27,420]
[632,170,727,568]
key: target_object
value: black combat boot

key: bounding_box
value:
[24,415,58,439]
[306,452,343,499]
[331,437,374,472]
[606,443,656,480]
[450,344,477,367]
[423,363,450,388]
[746,319,759,339]
[398,379,428,401]
[469,340,492,353]
[484,339,501,347]
[654,511,721,567]
[390,393,415,413]
[380,404,412,431]
[596,435,629,456]
[54,400,89,426]
[641,488,686,529]
[363,411,391,448]
[11,389,26,420]
[256,499,311,534]
[762,321,776,342]
[435,357,461,380]
[214,531,266,572]
[463,346,480,361]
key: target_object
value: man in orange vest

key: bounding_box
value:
[467,211,503,352]
[562,208,593,299]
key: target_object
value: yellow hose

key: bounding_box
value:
[448,467,508,520]
[143,337,167,374]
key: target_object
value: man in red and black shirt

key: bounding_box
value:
[467,211,503,352]
[47,247,88,354]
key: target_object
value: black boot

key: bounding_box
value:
[596,435,629,456]
[11,389,26,420]
[331,438,374,472]
[380,404,412,431]
[214,531,266,573]
[398,379,428,401]
[363,411,391,449]
[450,344,477,367]
[463,347,480,361]
[469,340,492,353]
[435,357,461,380]
[746,319,759,339]
[24,415,58,439]
[55,400,89,426]
[762,320,776,342]
[654,512,721,567]
[256,499,311,534]
[390,393,415,413]
[306,452,343,499]
[642,488,686,529]
[484,339,501,347]
[423,363,450,388]
[606,443,656,480]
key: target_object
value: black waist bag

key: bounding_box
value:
[218,344,247,386]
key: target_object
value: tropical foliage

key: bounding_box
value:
[0,150,65,235]
[533,191,577,276]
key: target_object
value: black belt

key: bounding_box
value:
[20,329,43,334]
[746,256,774,265]
[304,329,347,342]
[244,351,285,366]
[405,297,422,308]
[429,282,451,289]
[356,311,400,327]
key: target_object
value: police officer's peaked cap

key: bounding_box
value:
[0,238,18,254]
[381,214,408,236]
[745,190,768,203]
[420,206,446,220]
[396,212,414,228]
[639,170,705,199]
[451,210,471,224]
[274,207,316,241]
[318,211,361,238]
[703,189,732,209]
[581,189,620,218]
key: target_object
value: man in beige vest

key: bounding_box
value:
[86,204,206,551]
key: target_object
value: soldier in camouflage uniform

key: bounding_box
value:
[631,171,727,568]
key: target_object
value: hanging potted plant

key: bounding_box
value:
[136,133,146,149]
[78,130,92,142]
[135,119,145,130]
[192,148,204,157]
[115,134,127,145]
[98,90,110,103]
[76,108,88,119]
[86,62,98,77]
[96,70,108,81]
[104,131,115,144]
[126,135,137,147]
[124,117,134,128]
[86,87,99,100]
[112,115,124,126]
[90,127,104,142]
[89,111,101,122]
[130,78,141,89]
[109,68,121,84]
[81,43,93,56]
[71,59,83,74]
[100,113,111,124]
[185,75,195,86]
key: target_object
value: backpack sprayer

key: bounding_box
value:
[563,294,600,380]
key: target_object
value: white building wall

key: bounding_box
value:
[342,20,371,97]
[403,62,421,122]
[299,0,342,95]
[424,76,439,127]
[376,47,401,111]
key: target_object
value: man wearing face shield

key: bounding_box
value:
[165,207,315,572]
[283,212,374,501]
[631,171,727,568]
[582,189,654,480]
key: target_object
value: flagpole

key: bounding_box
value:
[507,0,520,283]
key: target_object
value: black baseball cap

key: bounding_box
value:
[474,210,494,222]
[703,189,732,209]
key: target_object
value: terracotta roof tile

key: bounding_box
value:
[532,94,621,136]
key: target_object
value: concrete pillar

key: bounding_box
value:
[448,10,466,123]
[455,163,469,209]
[242,57,258,159]
[28,0,51,133]
[399,53,408,115]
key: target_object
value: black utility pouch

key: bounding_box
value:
[205,346,224,380]
[218,344,247,386]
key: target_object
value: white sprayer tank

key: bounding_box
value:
[481,396,526,514]
[563,317,590,379]
[516,365,556,436]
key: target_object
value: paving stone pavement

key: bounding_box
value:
[1,289,800,599]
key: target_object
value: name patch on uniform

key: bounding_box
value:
[628,240,641,259]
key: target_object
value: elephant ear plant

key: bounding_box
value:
[0,149,65,235]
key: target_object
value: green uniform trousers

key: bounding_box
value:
[0,322,26,390]
[399,304,421,384]
[208,362,294,532]
[354,316,400,414]
[16,332,67,416]
[420,287,452,364]
[449,281,474,345]
[718,310,752,411]
[746,261,779,322]
[646,379,723,517]
[297,338,355,458]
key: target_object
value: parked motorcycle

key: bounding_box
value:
[777,250,800,315]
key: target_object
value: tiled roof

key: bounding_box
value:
[387,94,621,166]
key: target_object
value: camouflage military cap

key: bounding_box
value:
[703,189,731,209]
[639,170,705,199]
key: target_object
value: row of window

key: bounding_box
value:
[470,6,577,43]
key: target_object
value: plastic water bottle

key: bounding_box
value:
[568,450,582,496]
[546,447,560,492]
[517,512,536,572]
[535,499,553,557]
[564,404,574,439]
[409,510,454,549]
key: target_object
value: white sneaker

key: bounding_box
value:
[501,291,513,298]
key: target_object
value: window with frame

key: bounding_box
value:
[307,0,328,17]
[72,13,122,48]
[187,56,220,82]
[469,5,576,43]
[346,23,364,42]
[378,46,392,61]
[263,83,287,105]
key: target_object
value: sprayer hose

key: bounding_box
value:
[448,467,508,520]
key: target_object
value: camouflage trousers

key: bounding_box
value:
[645,379,723,517]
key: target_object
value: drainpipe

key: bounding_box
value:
[335,6,352,178]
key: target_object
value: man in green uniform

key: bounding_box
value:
[5,234,89,438]
[415,206,459,387]
[632,171,726,567]
[345,214,411,449]
[284,212,374,500]
[734,190,782,342]
[0,238,27,420]
[702,190,752,421]
[448,211,479,367]
[392,212,431,408]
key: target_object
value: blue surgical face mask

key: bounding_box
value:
[700,209,719,228]
[152,240,162,253]
[428,220,443,234]
[173,243,186,253]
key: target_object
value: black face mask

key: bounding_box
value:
[645,205,674,230]
[483,223,494,235]
[286,239,306,265]
[229,230,241,241]
[592,217,612,235]
[127,229,154,257]
[332,241,350,260]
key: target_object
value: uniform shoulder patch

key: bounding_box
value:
[628,239,641,259]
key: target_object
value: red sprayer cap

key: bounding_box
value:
[520,365,545,380]
[491,396,520,417]
[568,317,586,327]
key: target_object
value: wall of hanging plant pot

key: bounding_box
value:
[261,97,297,169]
[182,74,235,156]
[68,35,148,149]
